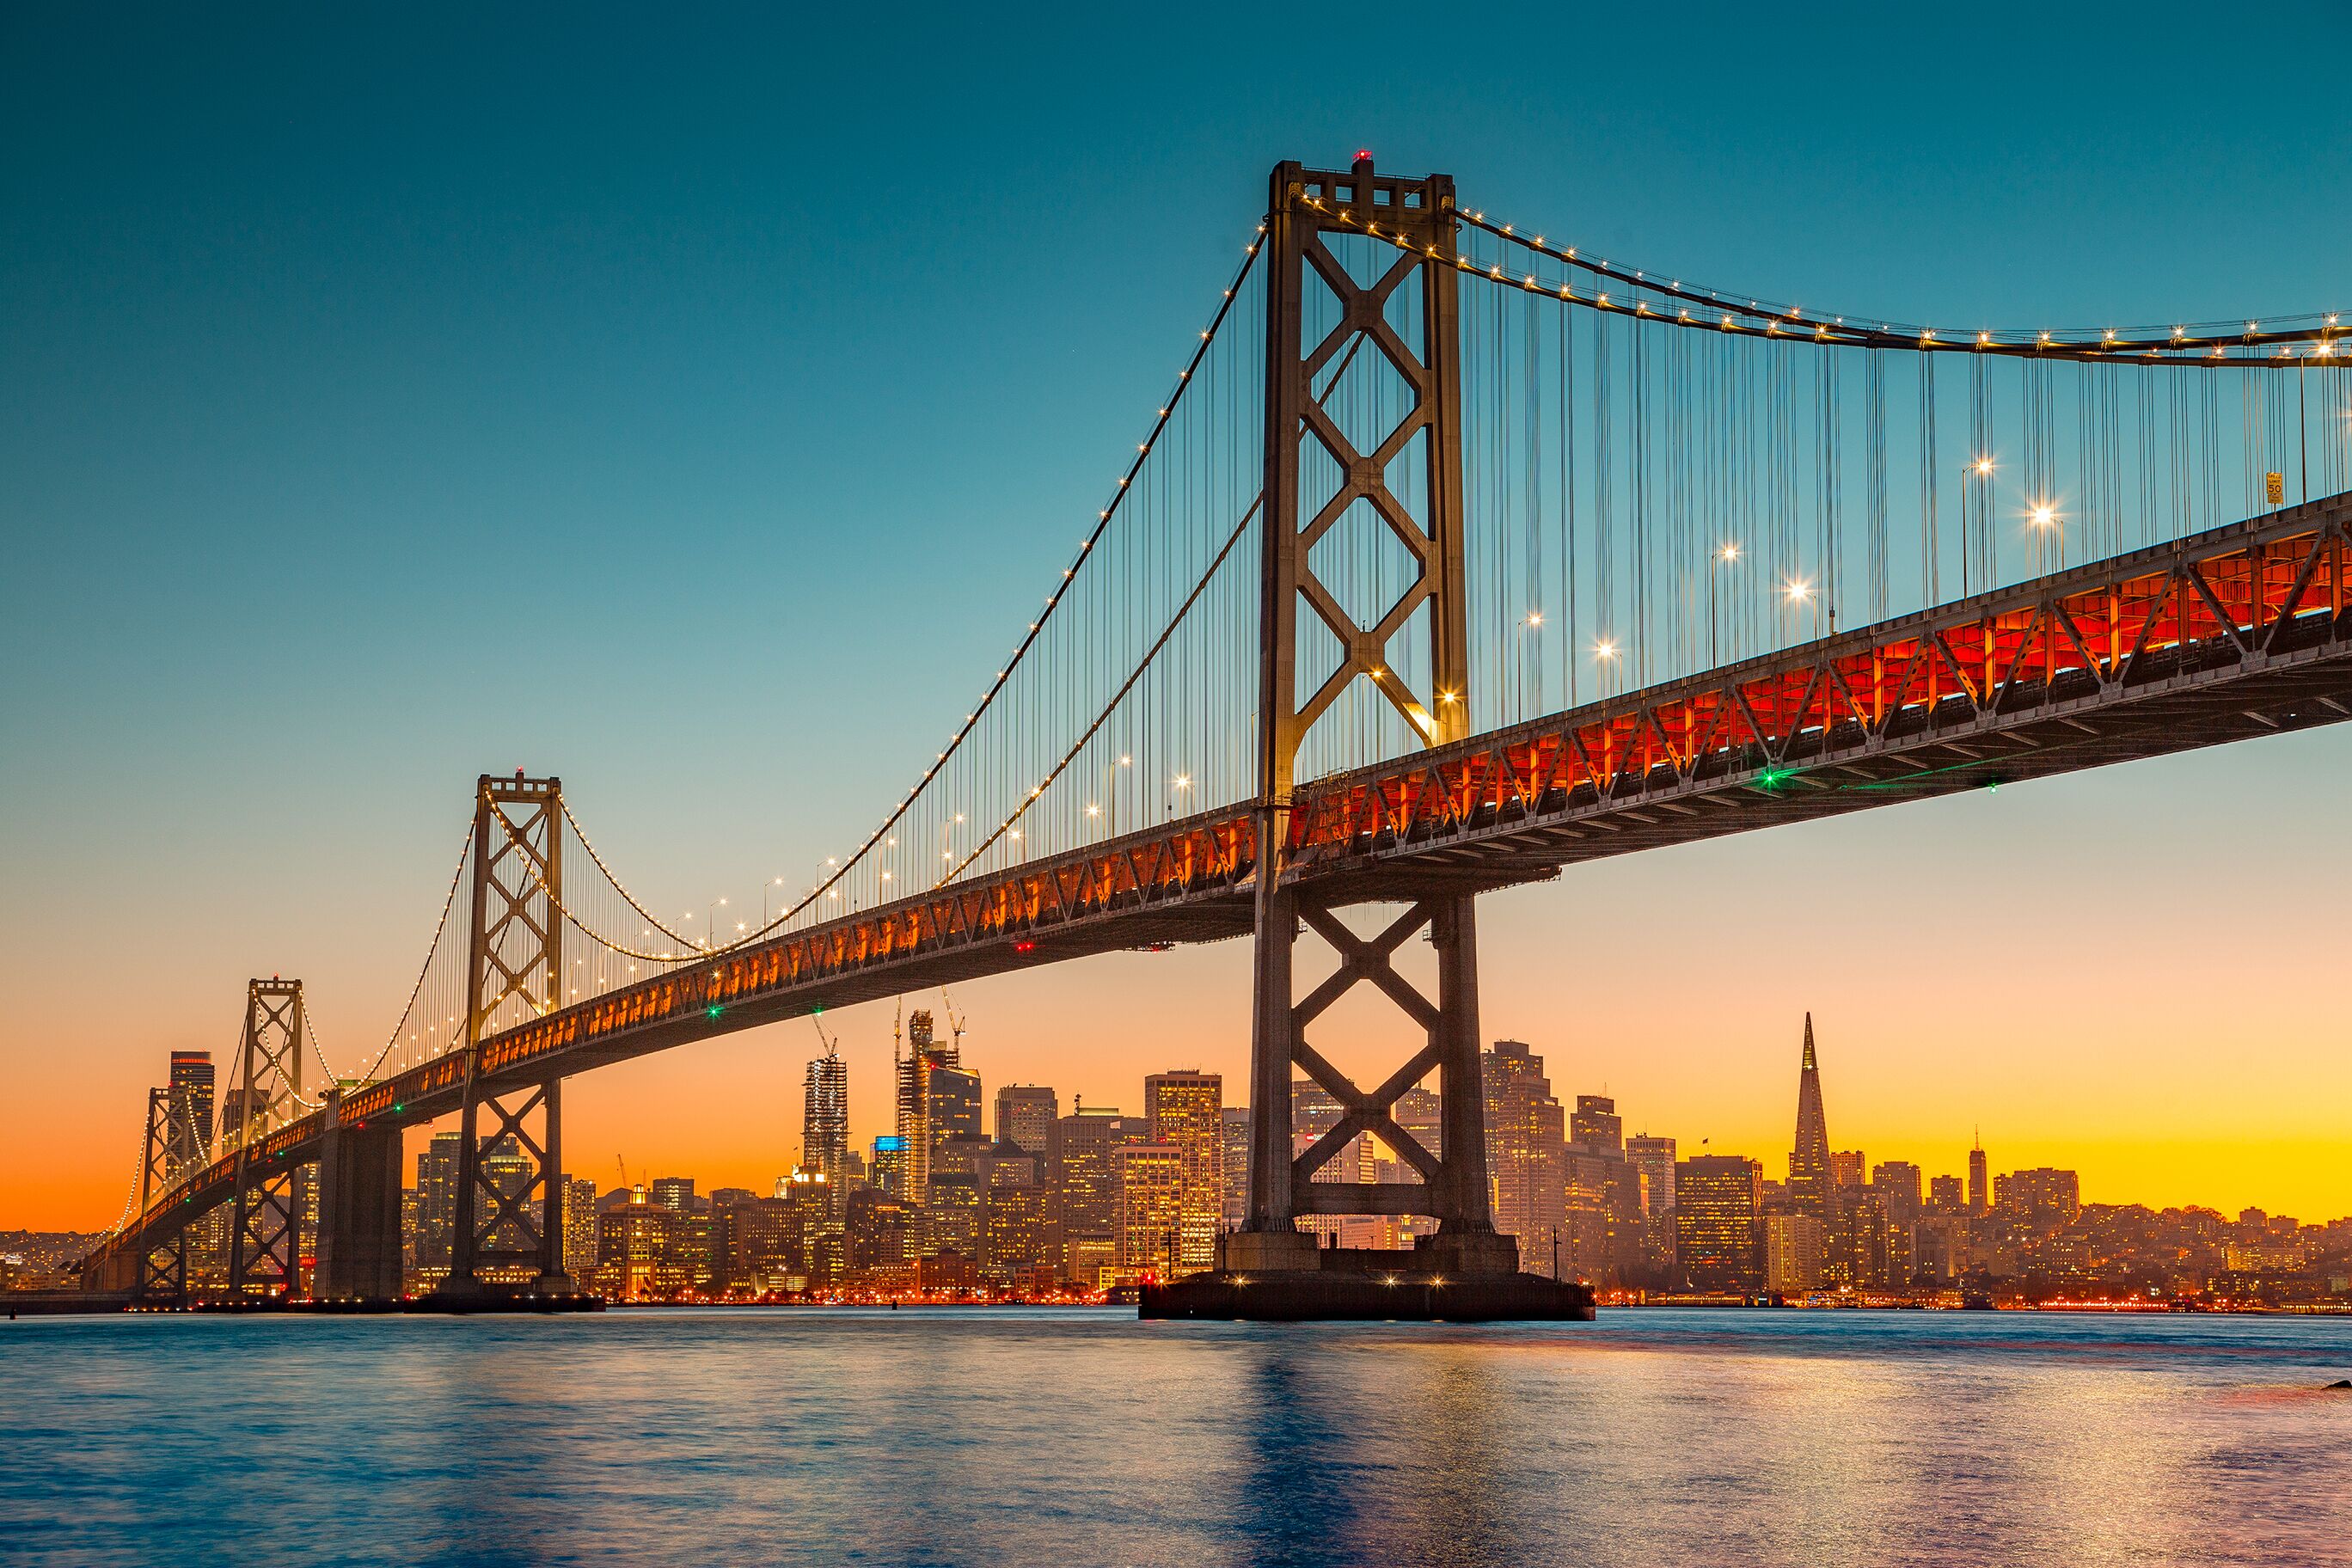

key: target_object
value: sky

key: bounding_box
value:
[5,2,2350,1231]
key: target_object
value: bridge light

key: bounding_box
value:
[707,1005,723,1020]
[1173,775,1192,791]
[1593,639,1618,660]
[1527,610,1544,627]
[1718,543,1741,562]
[1973,456,1994,476]
[1785,579,1813,603]
[2030,504,2058,529]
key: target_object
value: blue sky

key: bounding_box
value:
[5,2,2349,1223]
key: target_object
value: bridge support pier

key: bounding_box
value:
[313,1093,405,1302]
[441,1075,573,1300]
[1146,157,1589,1320]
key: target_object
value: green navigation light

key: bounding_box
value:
[393,1103,404,1113]
[707,1004,724,1020]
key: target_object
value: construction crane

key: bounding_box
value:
[938,987,968,1053]
[810,1013,840,1057]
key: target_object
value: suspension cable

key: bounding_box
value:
[353,825,472,1085]
[943,494,1262,885]
[1352,199,2347,363]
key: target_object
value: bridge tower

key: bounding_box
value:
[132,1087,187,1301]
[443,773,573,1297]
[1222,156,1522,1289]
[224,977,305,1298]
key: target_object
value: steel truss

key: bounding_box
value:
[226,978,305,1298]
[1243,156,1497,1254]
[134,1087,187,1299]
[447,775,570,1293]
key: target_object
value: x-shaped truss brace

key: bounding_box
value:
[1289,233,1448,742]
[476,795,557,1032]
[1286,899,1447,1189]
[232,1168,296,1293]
[466,1084,551,1263]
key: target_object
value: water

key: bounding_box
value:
[3,1307,2348,1567]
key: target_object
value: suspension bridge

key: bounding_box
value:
[80,156,2352,1314]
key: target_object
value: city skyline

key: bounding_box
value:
[9,6,2351,1234]
[26,977,2350,1235]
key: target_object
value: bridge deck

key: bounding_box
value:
[95,494,2352,1273]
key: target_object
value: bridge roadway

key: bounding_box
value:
[102,493,2352,1265]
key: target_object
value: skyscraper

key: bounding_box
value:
[894,1008,961,1208]
[803,1048,848,1205]
[1570,1094,1623,1155]
[1626,1134,1678,1216]
[1968,1136,1990,1217]
[1115,1142,1187,1280]
[410,1130,463,1287]
[164,1051,216,1177]
[1144,1070,1222,1273]
[1053,1106,1135,1280]
[1787,1014,1836,1222]
[1676,1155,1764,1294]
[995,1084,1057,1155]
[1482,1040,1567,1277]
[1218,1105,1252,1230]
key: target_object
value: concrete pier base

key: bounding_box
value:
[1142,1234,1596,1322]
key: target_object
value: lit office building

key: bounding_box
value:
[1676,1155,1764,1294]
[995,1085,1058,1155]
[804,1048,849,1205]
[1116,1142,1188,1281]
[1145,1070,1222,1273]
[1482,1040,1567,1277]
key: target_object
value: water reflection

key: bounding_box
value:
[2,1308,2346,1567]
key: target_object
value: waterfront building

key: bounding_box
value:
[994,1085,1057,1155]
[1145,1070,1222,1273]
[562,1175,598,1282]
[714,1193,793,1293]
[596,1188,696,1300]
[1764,1211,1827,1294]
[844,1189,916,1282]
[1482,1040,1568,1278]
[1676,1155,1764,1294]
[1115,1142,1188,1280]
[979,1166,1049,1283]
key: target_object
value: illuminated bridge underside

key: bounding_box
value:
[105,495,2352,1266]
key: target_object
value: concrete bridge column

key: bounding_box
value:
[313,1096,405,1302]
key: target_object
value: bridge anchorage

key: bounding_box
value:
[78,152,2352,1319]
